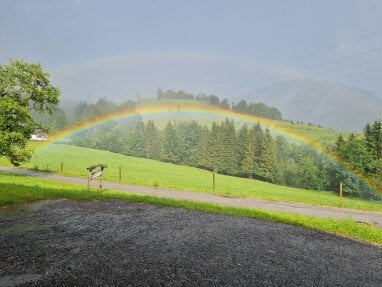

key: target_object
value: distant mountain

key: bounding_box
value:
[249,79,382,131]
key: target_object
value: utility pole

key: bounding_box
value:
[136,92,140,102]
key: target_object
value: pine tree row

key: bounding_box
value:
[69,117,379,200]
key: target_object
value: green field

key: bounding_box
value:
[1,172,381,245]
[1,143,381,212]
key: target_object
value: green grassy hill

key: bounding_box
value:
[1,143,380,212]
[136,99,347,146]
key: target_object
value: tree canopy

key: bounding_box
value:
[156,87,282,120]
[0,59,60,165]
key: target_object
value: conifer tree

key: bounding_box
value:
[273,135,290,184]
[364,123,373,152]
[363,120,382,160]
[176,121,202,164]
[195,126,212,169]
[259,128,276,181]
[241,127,255,178]
[348,132,356,142]
[252,123,264,175]
[144,120,160,159]
[371,120,382,159]
[237,124,249,167]
[220,118,237,174]
[160,121,180,163]
[124,120,145,157]
[209,121,224,172]
[335,134,345,152]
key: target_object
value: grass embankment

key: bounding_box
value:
[1,143,381,212]
[0,172,381,245]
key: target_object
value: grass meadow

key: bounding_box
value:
[1,171,381,245]
[1,143,381,212]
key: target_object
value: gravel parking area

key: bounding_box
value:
[0,200,381,286]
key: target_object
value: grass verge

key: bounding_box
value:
[1,172,381,245]
[1,143,381,212]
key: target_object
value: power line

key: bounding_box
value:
[286,29,382,64]
[203,29,382,96]
[217,52,381,99]
[209,57,381,100]
[326,60,375,73]
[330,68,381,81]
[307,47,382,69]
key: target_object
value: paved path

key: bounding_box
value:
[1,166,382,229]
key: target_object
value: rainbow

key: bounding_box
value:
[40,100,380,194]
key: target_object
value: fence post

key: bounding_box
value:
[87,171,91,190]
[60,161,63,172]
[339,181,343,207]
[213,171,216,192]
[119,165,122,181]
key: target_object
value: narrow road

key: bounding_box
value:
[1,166,382,229]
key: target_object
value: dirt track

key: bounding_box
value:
[0,200,381,286]
[1,166,382,229]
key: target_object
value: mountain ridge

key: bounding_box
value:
[249,79,382,131]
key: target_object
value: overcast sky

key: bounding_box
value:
[1,0,382,102]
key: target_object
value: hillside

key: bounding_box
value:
[251,79,382,131]
[135,99,344,146]
[1,143,381,211]
[22,100,379,198]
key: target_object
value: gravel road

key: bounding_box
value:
[1,166,382,229]
[0,200,381,286]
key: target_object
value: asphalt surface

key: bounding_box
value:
[2,166,382,229]
[0,200,381,286]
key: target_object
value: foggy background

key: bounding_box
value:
[1,0,382,129]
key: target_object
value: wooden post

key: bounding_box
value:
[60,161,63,172]
[87,171,91,190]
[213,171,215,192]
[99,174,103,190]
[339,181,343,207]
[119,165,122,181]
[46,164,49,171]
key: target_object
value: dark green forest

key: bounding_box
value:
[66,116,380,200]
[157,88,283,120]
[335,120,382,196]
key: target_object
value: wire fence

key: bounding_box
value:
[31,161,353,197]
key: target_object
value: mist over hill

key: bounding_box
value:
[250,79,382,131]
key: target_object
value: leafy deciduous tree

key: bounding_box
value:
[0,59,60,165]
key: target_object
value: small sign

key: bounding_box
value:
[87,164,108,190]
[90,170,103,180]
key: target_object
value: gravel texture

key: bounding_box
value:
[0,199,381,287]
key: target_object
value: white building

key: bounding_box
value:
[30,131,48,141]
